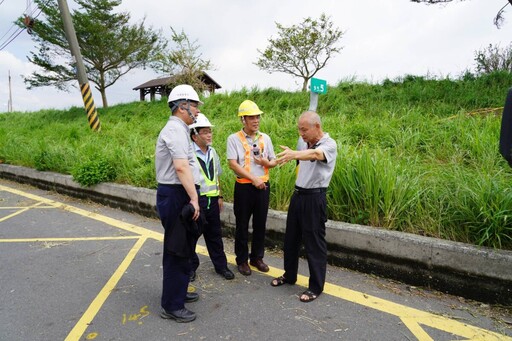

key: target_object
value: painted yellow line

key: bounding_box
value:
[0,206,54,209]
[59,205,163,241]
[401,318,434,341]
[0,236,140,243]
[252,265,511,340]
[1,184,510,341]
[0,201,45,222]
[65,236,148,341]
[0,184,161,240]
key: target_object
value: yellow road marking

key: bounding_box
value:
[0,201,45,222]
[65,236,148,341]
[0,205,54,209]
[262,265,510,340]
[0,184,162,240]
[1,183,511,341]
[401,318,435,341]
[0,236,140,243]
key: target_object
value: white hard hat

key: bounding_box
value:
[168,84,203,104]
[190,113,213,130]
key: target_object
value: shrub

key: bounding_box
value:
[72,160,117,187]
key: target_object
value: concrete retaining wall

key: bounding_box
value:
[1,163,511,304]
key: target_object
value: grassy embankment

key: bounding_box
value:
[1,72,512,249]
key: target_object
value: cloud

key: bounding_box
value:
[0,0,510,112]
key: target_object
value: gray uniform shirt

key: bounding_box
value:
[295,133,337,188]
[155,116,200,185]
[226,130,276,179]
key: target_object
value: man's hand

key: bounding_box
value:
[190,199,200,221]
[254,156,269,167]
[276,145,295,165]
[252,177,267,190]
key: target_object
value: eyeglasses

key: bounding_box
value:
[198,129,212,135]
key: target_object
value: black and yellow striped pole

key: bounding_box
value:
[58,0,101,132]
[80,83,100,131]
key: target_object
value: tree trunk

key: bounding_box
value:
[100,88,108,108]
[98,71,108,108]
[302,78,308,92]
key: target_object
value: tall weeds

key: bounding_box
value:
[1,72,512,249]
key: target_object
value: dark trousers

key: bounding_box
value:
[156,184,193,312]
[233,182,270,265]
[191,196,228,272]
[283,191,328,295]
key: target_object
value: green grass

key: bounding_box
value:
[1,71,512,249]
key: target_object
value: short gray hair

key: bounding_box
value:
[299,111,321,126]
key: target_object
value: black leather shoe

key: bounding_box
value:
[216,268,235,280]
[160,308,196,323]
[185,292,199,303]
[189,270,196,282]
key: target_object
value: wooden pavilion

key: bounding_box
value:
[132,72,221,101]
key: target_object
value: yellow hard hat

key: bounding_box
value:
[238,100,263,117]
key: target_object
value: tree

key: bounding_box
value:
[155,28,213,93]
[474,43,512,74]
[410,0,512,28]
[20,0,167,107]
[255,13,343,92]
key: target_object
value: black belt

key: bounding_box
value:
[294,186,327,194]
[159,183,200,189]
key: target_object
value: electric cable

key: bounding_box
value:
[0,0,56,51]
[0,5,42,51]
[0,27,23,51]
[0,21,18,43]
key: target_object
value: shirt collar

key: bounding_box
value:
[241,128,260,140]
[307,133,330,149]
[194,142,210,156]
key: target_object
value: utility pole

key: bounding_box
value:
[8,70,13,112]
[57,0,101,131]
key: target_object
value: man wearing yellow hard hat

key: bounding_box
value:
[226,100,278,276]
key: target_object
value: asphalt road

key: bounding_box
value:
[1,179,511,341]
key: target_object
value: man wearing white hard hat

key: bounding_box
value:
[155,84,202,323]
[189,113,235,281]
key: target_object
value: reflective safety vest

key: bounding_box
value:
[196,151,220,197]
[235,131,269,184]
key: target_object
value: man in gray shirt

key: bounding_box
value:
[270,111,337,303]
[155,84,202,323]
[226,100,278,276]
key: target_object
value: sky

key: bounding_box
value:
[0,0,510,113]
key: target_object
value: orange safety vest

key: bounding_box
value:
[235,131,269,184]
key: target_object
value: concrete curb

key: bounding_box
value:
[1,163,511,304]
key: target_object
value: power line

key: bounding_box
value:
[0,6,43,51]
[0,27,24,51]
[0,0,37,42]
[0,0,42,50]
[0,21,18,43]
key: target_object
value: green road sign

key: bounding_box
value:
[310,78,327,94]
